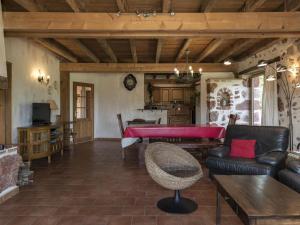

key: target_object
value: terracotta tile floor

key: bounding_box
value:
[0,141,243,225]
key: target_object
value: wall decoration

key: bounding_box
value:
[123,74,137,91]
[207,79,250,126]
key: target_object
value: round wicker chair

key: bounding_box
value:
[145,142,203,214]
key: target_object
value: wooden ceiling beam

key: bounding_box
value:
[60,63,237,73]
[72,39,100,63]
[215,39,257,63]
[202,0,218,12]
[34,39,78,62]
[116,0,128,12]
[175,39,192,62]
[235,39,280,62]
[244,0,268,12]
[287,0,300,12]
[97,39,118,63]
[156,39,163,63]
[65,0,82,12]
[194,39,223,62]
[162,0,171,13]
[129,39,137,63]
[13,0,45,11]
[5,12,300,39]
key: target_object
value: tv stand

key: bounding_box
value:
[18,124,63,166]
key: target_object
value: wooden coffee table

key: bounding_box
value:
[213,175,300,225]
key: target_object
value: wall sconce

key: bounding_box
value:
[37,69,50,86]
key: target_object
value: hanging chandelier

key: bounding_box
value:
[173,50,202,83]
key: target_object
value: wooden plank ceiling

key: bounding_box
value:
[2,0,300,64]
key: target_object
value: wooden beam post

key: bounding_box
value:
[60,63,237,73]
[65,0,82,12]
[34,39,78,62]
[73,39,100,63]
[129,39,138,63]
[60,71,70,122]
[235,39,280,62]
[202,0,218,12]
[13,0,45,11]
[287,0,300,12]
[156,39,163,63]
[116,0,128,12]
[195,39,223,62]
[5,12,300,39]
[162,0,171,13]
[175,39,192,62]
[97,39,118,63]
[244,0,268,12]
[215,39,257,63]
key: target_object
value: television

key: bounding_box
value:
[32,103,51,125]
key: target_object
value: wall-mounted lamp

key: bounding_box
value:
[37,69,50,86]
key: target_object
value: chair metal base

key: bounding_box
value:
[157,190,198,214]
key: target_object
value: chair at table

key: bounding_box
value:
[117,114,144,161]
[145,142,203,214]
[157,118,161,124]
[228,114,238,125]
[117,114,126,159]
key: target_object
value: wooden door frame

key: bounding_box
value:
[72,81,94,142]
[0,62,12,144]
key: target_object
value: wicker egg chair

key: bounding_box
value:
[145,142,203,214]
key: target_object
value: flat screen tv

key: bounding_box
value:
[32,103,51,125]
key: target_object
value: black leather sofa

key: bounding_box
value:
[279,160,300,193]
[206,125,289,177]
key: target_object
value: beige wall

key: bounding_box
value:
[0,3,7,77]
[5,38,60,143]
[70,73,167,138]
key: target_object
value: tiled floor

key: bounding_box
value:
[0,141,243,225]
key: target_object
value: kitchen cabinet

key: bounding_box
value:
[161,88,170,103]
[170,88,184,101]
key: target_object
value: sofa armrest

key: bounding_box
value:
[208,146,230,158]
[287,160,300,174]
[256,151,287,166]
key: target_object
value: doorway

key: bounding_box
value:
[73,82,94,143]
[0,62,12,144]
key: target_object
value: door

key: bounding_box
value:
[0,62,12,144]
[73,82,94,143]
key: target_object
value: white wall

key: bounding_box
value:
[0,3,7,77]
[195,72,234,124]
[70,73,167,138]
[5,38,60,143]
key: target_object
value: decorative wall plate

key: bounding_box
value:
[123,74,137,91]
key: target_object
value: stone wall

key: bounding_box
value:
[207,79,250,126]
[238,38,300,149]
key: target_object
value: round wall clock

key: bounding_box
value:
[123,74,137,91]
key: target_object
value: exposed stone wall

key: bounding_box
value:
[207,79,250,126]
[238,38,300,149]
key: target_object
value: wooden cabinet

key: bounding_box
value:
[161,88,170,103]
[152,88,160,103]
[170,88,184,101]
[18,125,63,166]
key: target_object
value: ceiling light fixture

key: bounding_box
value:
[173,50,202,83]
[224,59,232,66]
[257,60,268,67]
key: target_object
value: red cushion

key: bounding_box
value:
[230,139,256,159]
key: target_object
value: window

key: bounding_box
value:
[250,75,264,125]
[75,85,92,119]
